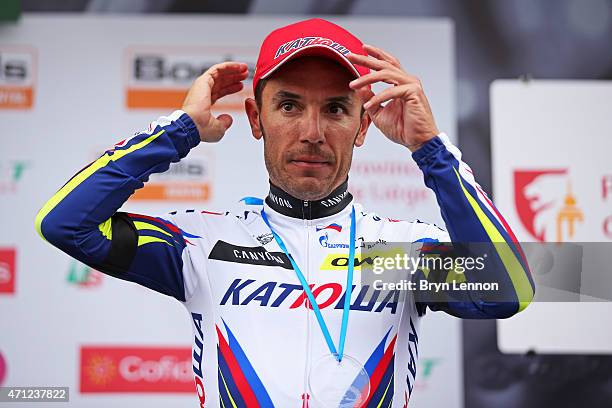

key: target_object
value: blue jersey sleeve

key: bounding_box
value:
[35,111,201,302]
[412,134,535,318]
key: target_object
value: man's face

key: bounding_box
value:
[245,57,370,201]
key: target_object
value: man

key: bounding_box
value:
[35,18,534,407]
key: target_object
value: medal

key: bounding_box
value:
[308,353,370,407]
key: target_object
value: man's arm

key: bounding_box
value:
[35,111,201,301]
[347,45,534,318]
[411,134,535,318]
[35,61,248,302]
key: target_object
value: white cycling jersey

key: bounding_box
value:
[35,110,534,407]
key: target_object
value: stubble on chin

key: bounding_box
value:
[287,177,333,201]
[268,161,335,201]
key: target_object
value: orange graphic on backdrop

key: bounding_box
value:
[130,182,210,201]
[556,182,583,242]
[0,46,36,109]
[85,355,117,386]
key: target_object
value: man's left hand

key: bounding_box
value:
[347,44,440,151]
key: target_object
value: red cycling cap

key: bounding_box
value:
[253,18,370,92]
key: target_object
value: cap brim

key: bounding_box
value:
[260,45,360,81]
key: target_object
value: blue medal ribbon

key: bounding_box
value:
[261,206,356,362]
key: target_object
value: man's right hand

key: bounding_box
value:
[182,61,249,142]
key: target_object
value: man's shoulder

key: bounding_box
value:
[354,202,413,226]
[354,202,447,241]
[164,204,261,228]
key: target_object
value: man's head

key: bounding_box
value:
[244,18,372,201]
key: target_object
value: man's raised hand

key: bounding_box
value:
[182,61,249,142]
[347,45,439,151]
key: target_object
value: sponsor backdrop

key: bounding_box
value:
[491,80,612,354]
[0,15,457,407]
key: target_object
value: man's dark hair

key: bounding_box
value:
[254,78,267,110]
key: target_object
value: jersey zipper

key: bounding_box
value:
[302,199,311,405]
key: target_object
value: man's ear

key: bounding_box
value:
[354,111,372,147]
[244,98,263,140]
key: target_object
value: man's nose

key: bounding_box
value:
[298,109,325,144]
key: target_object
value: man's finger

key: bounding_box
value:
[212,61,249,73]
[349,69,409,89]
[363,83,420,110]
[208,62,249,80]
[355,86,375,105]
[212,72,249,89]
[201,63,246,84]
[215,65,249,79]
[211,82,244,103]
[346,52,389,71]
[206,113,234,142]
[215,113,233,130]
[362,44,402,68]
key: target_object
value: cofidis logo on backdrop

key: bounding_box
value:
[0,46,36,109]
[80,346,193,393]
[124,46,256,110]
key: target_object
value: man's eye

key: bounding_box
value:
[280,102,295,112]
[329,104,347,115]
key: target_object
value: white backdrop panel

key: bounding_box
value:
[0,15,458,407]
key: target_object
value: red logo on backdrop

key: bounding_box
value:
[80,346,193,393]
[0,248,16,294]
[0,350,6,385]
[514,169,583,242]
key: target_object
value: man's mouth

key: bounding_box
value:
[290,156,331,169]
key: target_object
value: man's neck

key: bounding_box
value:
[265,179,352,220]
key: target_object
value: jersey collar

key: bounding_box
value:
[265,179,353,220]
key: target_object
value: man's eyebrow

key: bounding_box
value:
[272,91,302,102]
[326,95,354,105]
[271,91,355,105]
